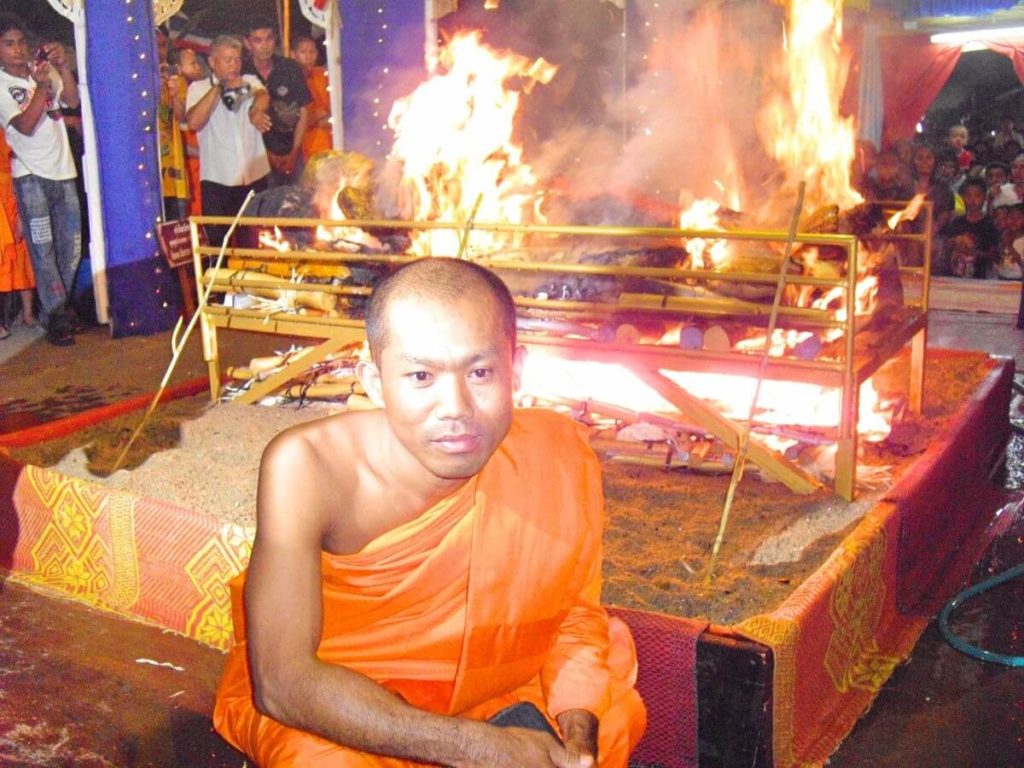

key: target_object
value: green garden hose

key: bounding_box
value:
[938,561,1024,667]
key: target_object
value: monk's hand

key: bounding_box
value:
[468,725,567,767]
[555,709,598,768]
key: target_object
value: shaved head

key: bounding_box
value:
[365,258,517,362]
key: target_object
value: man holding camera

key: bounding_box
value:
[0,13,83,346]
[186,34,271,244]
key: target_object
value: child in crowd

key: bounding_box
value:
[996,201,1024,280]
[291,35,331,162]
[911,143,954,233]
[947,125,973,172]
[170,45,205,217]
[156,29,188,221]
[985,161,1010,208]
[940,178,1000,278]
[993,114,1024,155]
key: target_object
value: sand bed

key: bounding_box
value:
[7,351,993,625]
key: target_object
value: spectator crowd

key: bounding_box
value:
[0,12,331,345]
[854,117,1024,291]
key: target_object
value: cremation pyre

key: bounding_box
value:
[190,199,931,502]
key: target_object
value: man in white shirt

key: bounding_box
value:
[0,13,81,346]
[186,35,271,245]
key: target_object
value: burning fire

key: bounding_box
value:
[517,351,894,465]
[258,3,899,472]
[679,198,729,269]
[387,31,556,257]
[758,0,861,213]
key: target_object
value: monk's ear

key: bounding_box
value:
[356,360,386,408]
[511,344,526,394]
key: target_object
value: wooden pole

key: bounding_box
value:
[283,0,291,57]
[705,182,807,583]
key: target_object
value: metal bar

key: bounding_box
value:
[835,238,860,500]
[190,214,868,247]
[196,245,846,288]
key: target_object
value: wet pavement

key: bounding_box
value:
[1,309,1023,766]
[0,578,245,767]
[825,500,1024,767]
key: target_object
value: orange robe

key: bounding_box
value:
[301,65,332,160]
[0,132,34,292]
[183,126,201,217]
[214,408,646,767]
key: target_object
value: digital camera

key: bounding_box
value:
[221,84,252,112]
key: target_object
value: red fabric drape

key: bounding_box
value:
[983,39,1024,85]
[879,35,961,147]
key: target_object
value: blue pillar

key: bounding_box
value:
[339,1,427,162]
[86,1,181,337]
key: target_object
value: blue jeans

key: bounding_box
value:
[13,175,82,327]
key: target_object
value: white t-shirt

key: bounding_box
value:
[186,74,270,186]
[0,67,76,180]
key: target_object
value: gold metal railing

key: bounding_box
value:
[189,206,931,501]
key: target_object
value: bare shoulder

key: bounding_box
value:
[260,409,382,479]
[256,410,386,547]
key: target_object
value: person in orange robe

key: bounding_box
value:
[292,35,332,162]
[213,258,646,767]
[172,46,205,217]
[0,130,35,337]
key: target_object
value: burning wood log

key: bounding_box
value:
[285,379,365,400]
[206,268,340,313]
[678,324,704,350]
[702,325,731,352]
[604,318,667,345]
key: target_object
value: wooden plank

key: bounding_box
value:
[232,334,362,405]
[626,364,822,495]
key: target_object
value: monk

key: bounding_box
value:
[292,35,332,161]
[0,130,35,336]
[213,257,646,766]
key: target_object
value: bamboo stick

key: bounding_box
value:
[706,183,807,584]
[111,191,257,472]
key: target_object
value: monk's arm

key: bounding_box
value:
[245,433,571,768]
[541,449,612,761]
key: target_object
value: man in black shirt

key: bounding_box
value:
[243,17,311,187]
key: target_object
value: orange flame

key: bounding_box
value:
[518,351,893,454]
[315,199,382,253]
[387,31,556,257]
[759,0,861,213]
[679,198,729,268]
[259,227,291,252]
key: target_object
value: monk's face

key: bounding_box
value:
[365,293,521,482]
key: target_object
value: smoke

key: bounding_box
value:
[372,0,805,226]
[526,1,789,223]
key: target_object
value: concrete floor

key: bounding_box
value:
[0,578,245,767]
[1,308,1022,767]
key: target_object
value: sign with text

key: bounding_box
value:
[156,219,195,269]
